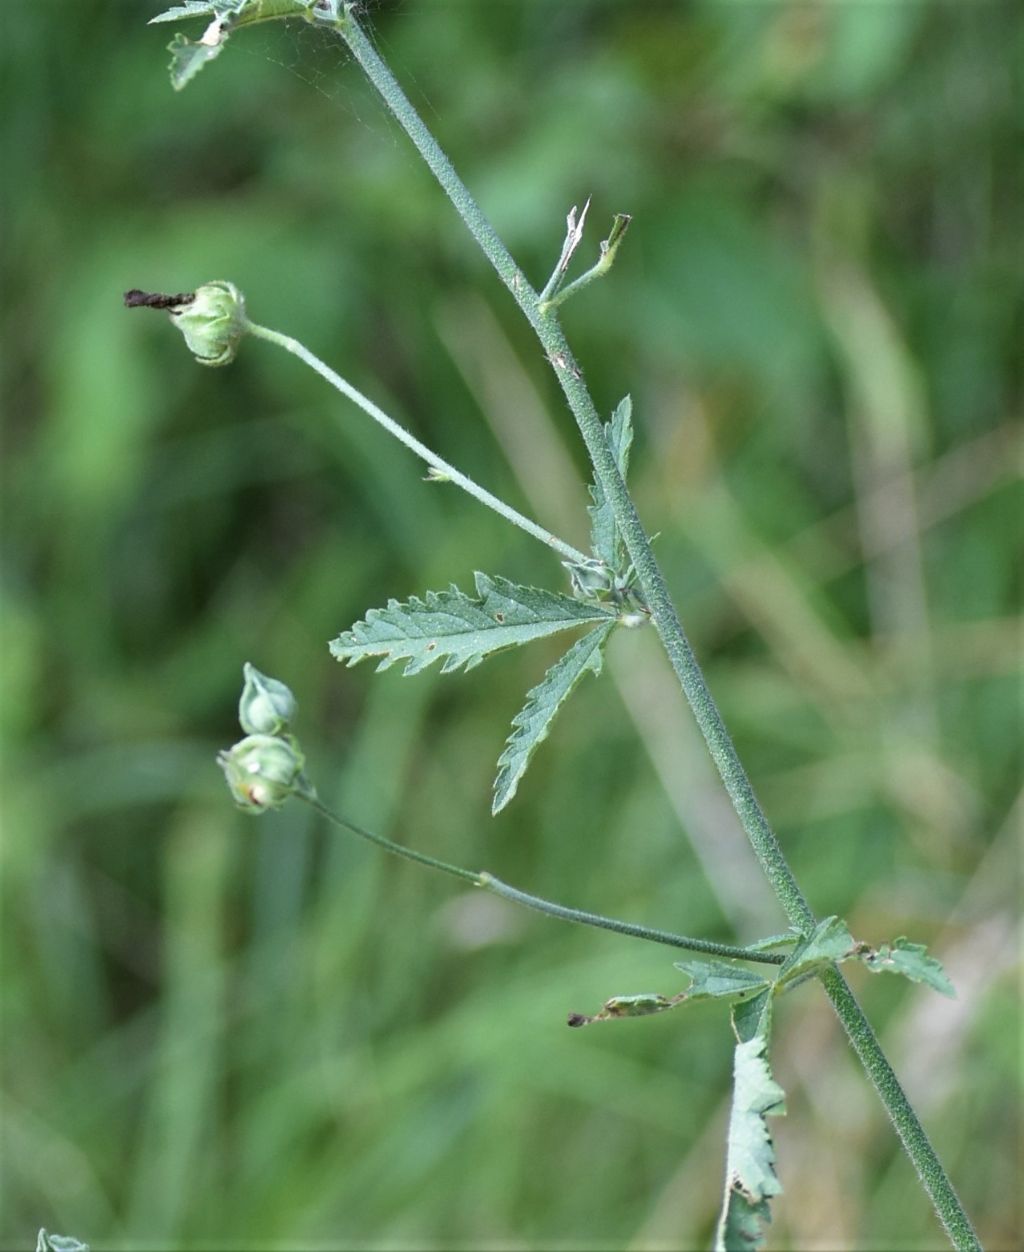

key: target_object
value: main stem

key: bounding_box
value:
[334,13,980,1250]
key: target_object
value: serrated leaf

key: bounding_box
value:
[150,1,222,23]
[330,573,614,678]
[777,915,855,986]
[156,1,336,90]
[714,1035,786,1252]
[36,1234,90,1252]
[861,937,956,998]
[167,29,229,90]
[492,620,614,814]
[731,986,773,1043]
[674,956,772,1001]
[587,395,633,569]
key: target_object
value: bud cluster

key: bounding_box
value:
[217,664,314,813]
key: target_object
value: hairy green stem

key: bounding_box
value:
[333,12,980,1248]
[821,969,981,1252]
[304,795,787,965]
[246,319,588,566]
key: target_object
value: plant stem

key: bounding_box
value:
[334,11,812,929]
[333,13,981,1248]
[820,969,982,1252]
[246,318,589,567]
[303,794,787,965]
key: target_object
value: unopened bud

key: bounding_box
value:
[217,734,309,814]
[170,280,247,366]
[238,662,297,735]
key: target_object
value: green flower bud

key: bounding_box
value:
[217,733,309,814]
[238,662,297,735]
[170,280,248,367]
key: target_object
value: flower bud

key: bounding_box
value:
[170,280,247,367]
[217,733,308,814]
[238,662,297,735]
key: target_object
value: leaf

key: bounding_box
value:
[714,1035,786,1252]
[155,1,339,90]
[567,993,675,1027]
[777,915,855,986]
[674,955,772,1002]
[731,986,773,1043]
[150,1,222,22]
[330,573,615,677]
[167,28,229,91]
[717,1193,772,1252]
[860,937,956,998]
[492,621,614,813]
[587,395,633,569]
[36,1234,90,1252]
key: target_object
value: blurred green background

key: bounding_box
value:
[2,1,1021,1248]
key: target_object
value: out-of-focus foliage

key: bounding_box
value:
[2,1,1020,1248]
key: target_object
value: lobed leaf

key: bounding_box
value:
[492,621,614,813]
[167,29,229,91]
[587,395,633,570]
[860,936,955,998]
[777,915,855,986]
[714,1035,786,1252]
[674,955,772,1002]
[150,1,224,23]
[330,573,615,678]
[154,0,341,90]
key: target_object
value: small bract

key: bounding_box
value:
[239,662,297,735]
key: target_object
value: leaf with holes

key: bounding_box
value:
[715,1035,786,1252]
[330,573,615,677]
[492,620,614,813]
[860,937,955,998]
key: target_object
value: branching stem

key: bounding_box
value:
[332,12,981,1249]
[246,319,589,566]
[303,794,787,965]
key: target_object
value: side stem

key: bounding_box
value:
[303,795,786,965]
[246,319,589,567]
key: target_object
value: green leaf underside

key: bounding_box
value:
[588,395,633,569]
[36,1233,90,1252]
[675,955,771,1001]
[777,915,855,984]
[862,937,956,998]
[714,1036,785,1252]
[330,573,615,677]
[167,30,227,89]
[775,917,955,998]
[731,986,773,1044]
[717,1192,772,1252]
[492,621,614,813]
